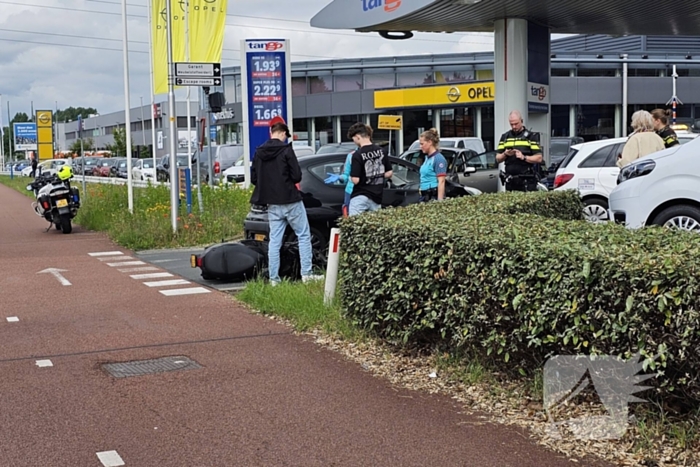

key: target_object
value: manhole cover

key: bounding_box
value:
[102,356,202,378]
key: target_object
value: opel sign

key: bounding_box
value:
[447,87,461,103]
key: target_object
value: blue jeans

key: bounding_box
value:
[348,195,381,217]
[267,201,313,283]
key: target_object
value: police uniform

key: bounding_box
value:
[656,126,680,149]
[496,128,542,192]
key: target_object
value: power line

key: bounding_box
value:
[0,27,148,45]
[0,37,148,54]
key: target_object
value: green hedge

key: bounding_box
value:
[339,191,700,405]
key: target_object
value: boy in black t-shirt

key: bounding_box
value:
[347,123,393,216]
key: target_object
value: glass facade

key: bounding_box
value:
[551,105,571,137]
[440,108,475,139]
[576,105,616,141]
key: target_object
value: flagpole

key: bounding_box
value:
[0,94,4,168]
[121,0,134,214]
[185,0,193,179]
[146,0,157,182]
[166,0,179,233]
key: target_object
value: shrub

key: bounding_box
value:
[338,190,700,406]
[75,182,252,250]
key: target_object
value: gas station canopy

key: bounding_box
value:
[311,0,700,36]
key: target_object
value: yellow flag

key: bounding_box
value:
[152,0,228,95]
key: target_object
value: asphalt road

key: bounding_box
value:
[0,182,613,467]
[135,247,247,292]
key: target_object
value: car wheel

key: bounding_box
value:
[652,205,700,233]
[583,197,610,224]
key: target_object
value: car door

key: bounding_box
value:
[459,150,498,192]
[574,143,617,197]
[597,143,624,195]
[304,157,348,211]
[383,158,421,207]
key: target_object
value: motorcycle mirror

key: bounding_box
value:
[26,185,33,191]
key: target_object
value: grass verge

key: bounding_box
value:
[237,279,700,466]
[0,175,251,250]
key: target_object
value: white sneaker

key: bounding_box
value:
[270,280,280,287]
[302,274,324,283]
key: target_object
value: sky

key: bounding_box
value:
[0,0,502,120]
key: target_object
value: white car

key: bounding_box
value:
[609,137,700,232]
[221,158,245,185]
[553,137,629,222]
[21,158,72,177]
[132,158,156,181]
[407,137,485,154]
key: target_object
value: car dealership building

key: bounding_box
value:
[63,34,700,163]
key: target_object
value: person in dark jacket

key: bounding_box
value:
[651,108,680,149]
[250,116,323,285]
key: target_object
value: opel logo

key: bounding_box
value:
[38,113,50,124]
[447,87,461,103]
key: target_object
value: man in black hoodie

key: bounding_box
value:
[250,116,323,285]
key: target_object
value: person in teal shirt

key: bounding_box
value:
[418,128,447,202]
[324,150,356,216]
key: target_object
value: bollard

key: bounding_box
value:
[323,228,341,306]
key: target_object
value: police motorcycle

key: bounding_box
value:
[26,165,81,234]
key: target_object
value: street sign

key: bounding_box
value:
[174,62,221,78]
[175,78,222,87]
[378,115,403,130]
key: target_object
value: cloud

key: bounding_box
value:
[0,0,496,118]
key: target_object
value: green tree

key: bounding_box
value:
[69,138,94,155]
[105,127,134,157]
[55,107,98,123]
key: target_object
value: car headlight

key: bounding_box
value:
[617,160,656,184]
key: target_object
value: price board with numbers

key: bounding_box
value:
[241,39,292,165]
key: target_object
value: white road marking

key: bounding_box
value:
[88,251,124,257]
[107,261,146,267]
[35,360,53,368]
[37,268,72,286]
[98,256,134,262]
[151,259,178,264]
[143,279,191,288]
[118,266,160,273]
[130,272,174,280]
[160,287,211,296]
[96,450,125,467]
[6,317,19,322]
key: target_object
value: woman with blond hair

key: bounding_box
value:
[617,110,665,168]
[418,128,448,201]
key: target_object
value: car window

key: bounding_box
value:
[550,140,572,157]
[142,160,153,168]
[308,160,346,186]
[402,151,425,166]
[579,145,615,168]
[118,161,127,168]
[441,140,457,148]
[559,148,579,169]
[603,144,624,168]
[390,161,421,188]
[465,151,497,169]
[679,136,696,145]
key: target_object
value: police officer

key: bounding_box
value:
[651,108,680,149]
[496,110,543,192]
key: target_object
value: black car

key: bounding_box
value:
[542,137,585,189]
[243,153,477,251]
[156,154,190,182]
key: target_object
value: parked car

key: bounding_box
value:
[132,158,156,181]
[192,144,244,183]
[552,137,630,222]
[316,142,358,155]
[113,158,129,179]
[243,152,478,250]
[610,138,700,232]
[401,147,504,193]
[156,154,191,182]
[92,158,119,177]
[407,137,486,154]
[22,158,72,177]
[75,157,101,176]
